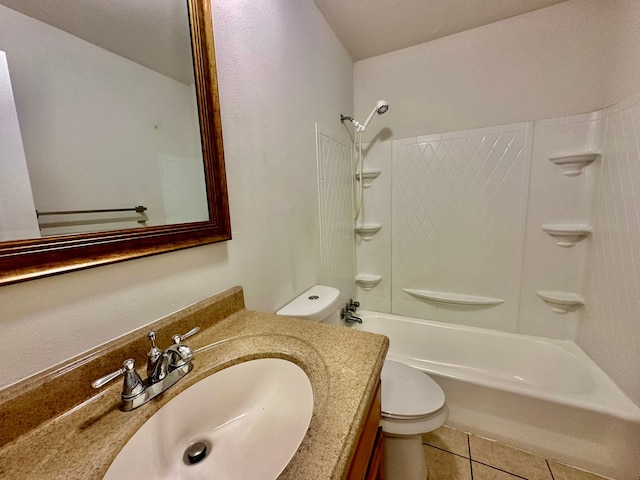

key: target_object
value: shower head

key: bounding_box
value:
[340,100,389,132]
[376,100,389,114]
[359,99,389,132]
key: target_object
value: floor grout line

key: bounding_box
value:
[430,427,607,480]
[422,441,470,460]
[471,460,530,479]
[546,459,556,480]
[468,435,474,479]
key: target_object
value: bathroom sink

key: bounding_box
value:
[103,358,313,480]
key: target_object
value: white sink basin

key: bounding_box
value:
[104,358,314,480]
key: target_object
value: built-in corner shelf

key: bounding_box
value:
[549,153,600,177]
[536,290,584,314]
[355,169,382,188]
[356,274,382,291]
[355,223,382,241]
[402,289,505,307]
[542,224,592,247]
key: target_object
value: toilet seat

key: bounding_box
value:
[381,360,445,420]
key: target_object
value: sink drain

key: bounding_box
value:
[184,440,210,465]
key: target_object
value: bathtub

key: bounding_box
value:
[352,311,640,480]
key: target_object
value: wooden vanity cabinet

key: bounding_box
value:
[347,380,383,480]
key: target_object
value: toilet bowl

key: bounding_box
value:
[380,360,448,480]
[276,286,448,480]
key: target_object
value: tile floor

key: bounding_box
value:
[421,426,611,480]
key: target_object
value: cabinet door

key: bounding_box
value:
[347,381,382,480]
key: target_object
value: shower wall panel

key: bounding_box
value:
[316,124,355,305]
[391,123,532,332]
[355,139,392,312]
[517,111,602,340]
[580,92,640,405]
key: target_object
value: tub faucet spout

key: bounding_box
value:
[341,308,363,324]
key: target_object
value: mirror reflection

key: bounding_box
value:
[0,0,208,241]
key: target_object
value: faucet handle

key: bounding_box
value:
[147,331,162,376]
[347,299,360,311]
[91,359,145,398]
[172,326,200,344]
[91,362,129,389]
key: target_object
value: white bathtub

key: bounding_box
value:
[352,311,640,480]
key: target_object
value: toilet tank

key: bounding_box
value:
[276,285,341,323]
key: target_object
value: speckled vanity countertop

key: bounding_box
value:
[0,286,388,480]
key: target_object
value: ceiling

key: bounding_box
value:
[0,0,194,85]
[1,0,571,82]
[313,0,570,61]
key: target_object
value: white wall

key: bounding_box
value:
[353,0,611,141]
[603,0,640,106]
[0,5,201,233]
[0,0,353,389]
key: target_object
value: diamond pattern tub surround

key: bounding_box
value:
[580,92,640,406]
[352,113,604,339]
[517,111,602,340]
[316,124,355,305]
[391,123,532,332]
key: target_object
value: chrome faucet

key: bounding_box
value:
[341,308,362,324]
[92,327,199,411]
[148,332,196,383]
[341,299,362,323]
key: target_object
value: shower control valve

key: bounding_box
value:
[346,299,360,313]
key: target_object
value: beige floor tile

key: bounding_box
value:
[423,445,471,480]
[472,462,524,480]
[548,461,611,480]
[422,425,470,457]
[468,435,552,480]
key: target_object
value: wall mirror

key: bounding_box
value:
[0,0,230,285]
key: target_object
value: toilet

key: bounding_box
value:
[276,285,448,480]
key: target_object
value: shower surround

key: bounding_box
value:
[349,92,640,406]
[313,96,640,480]
[354,111,600,340]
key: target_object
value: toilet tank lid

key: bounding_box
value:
[276,285,340,321]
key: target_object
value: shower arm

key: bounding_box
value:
[340,114,366,133]
[341,102,386,133]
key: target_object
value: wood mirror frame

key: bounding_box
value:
[0,0,231,286]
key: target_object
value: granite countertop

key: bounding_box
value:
[0,286,388,480]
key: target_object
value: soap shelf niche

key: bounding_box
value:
[355,169,382,188]
[549,153,600,177]
[356,274,382,291]
[355,223,382,240]
[537,290,584,314]
[542,224,592,247]
[403,289,505,307]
